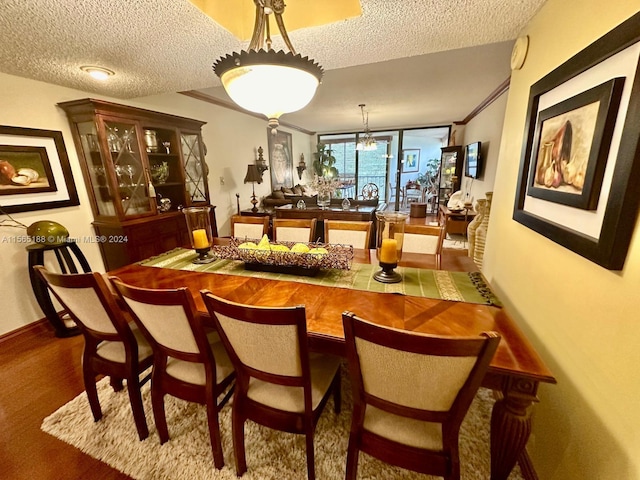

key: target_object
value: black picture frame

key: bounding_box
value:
[527,78,624,209]
[513,11,640,270]
[0,126,79,213]
[267,129,293,191]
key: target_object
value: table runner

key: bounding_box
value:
[139,248,502,306]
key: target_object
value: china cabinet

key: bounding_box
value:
[58,98,216,270]
[437,146,464,206]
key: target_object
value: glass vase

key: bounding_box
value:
[374,211,408,283]
[318,192,331,209]
[182,206,215,263]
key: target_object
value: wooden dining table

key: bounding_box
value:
[109,245,555,480]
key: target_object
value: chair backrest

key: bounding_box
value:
[110,279,212,365]
[231,214,269,241]
[402,224,445,268]
[324,220,372,249]
[34,265,131,343]
[273,218,317,243]
[201,292,310,389]
[361,183,379,200]
[342,311,500,430]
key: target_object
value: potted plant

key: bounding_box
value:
[312,143,339,180]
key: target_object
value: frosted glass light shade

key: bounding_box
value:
[214,50,323,130]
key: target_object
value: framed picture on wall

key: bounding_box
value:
[513,12,640,270]
[0,126,79,213]
[402,149,420,173]
[267,129,294,190]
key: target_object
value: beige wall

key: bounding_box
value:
[485,1,640,478]
[0,73,312,335]
[460,92,507,203]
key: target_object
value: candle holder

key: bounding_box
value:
[182,206,215,264]
[373,211,408,284]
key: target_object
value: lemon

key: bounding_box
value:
[291,243,310,253]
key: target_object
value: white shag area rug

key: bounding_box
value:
[443,234,469,250]
[42,372,524,480]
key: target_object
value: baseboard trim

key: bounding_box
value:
[0,318,52,345]
[519,449,539,480]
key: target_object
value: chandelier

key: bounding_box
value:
[356,104,377,151]
[213,0,323,133]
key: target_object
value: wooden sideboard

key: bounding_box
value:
[439,205,476,236]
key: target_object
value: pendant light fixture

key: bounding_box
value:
[213,0,323,133]
[356,104,377,151]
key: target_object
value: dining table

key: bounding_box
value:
[109,242,556,480]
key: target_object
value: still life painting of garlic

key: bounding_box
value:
[0,160,47,189]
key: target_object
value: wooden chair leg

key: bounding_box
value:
[344,433,360,480]
[83,368,102,422]
[110,376,124,392]
[333,372,341,414]
[126,375,149,441]
[151,387,169,444]
[305,430,316,480]
[206,400,224,469]
[232,403,247,476]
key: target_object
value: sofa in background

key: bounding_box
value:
[262,185,386,210]
[262,185,317,208]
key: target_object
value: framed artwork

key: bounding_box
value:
[526,77,624,209]
[402,149,420,173]
[267,128,293,190]
[513,11,640,270]
[0,126,79,213]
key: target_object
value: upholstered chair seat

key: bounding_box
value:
[246,353,341,412]
[95,325,152,363]
[363,405,443,450]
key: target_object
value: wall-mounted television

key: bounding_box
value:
[464,142,483,179]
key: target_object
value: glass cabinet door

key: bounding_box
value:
[180,133,208,203]
[438,149,460,205]
[102,119,154,217]
[77,121,116,216]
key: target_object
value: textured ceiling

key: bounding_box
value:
[0,0,547,132]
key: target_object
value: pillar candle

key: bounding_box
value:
[192,229,209,249]
[379,238,398,264]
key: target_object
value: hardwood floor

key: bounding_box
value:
[0,248,472,480]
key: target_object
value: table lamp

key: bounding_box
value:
[374,211,408,283]
[182,206,215,263]
[244,164,262,213]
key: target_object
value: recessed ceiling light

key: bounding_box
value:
[80,66,115,81]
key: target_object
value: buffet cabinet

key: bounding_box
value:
[437,146,464,206]
[58,98,216,270]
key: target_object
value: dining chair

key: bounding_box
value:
[358,182,379,200]
[402,224,446,269]
[201,292,342,480]
[404,184,424,207]
[33,266,153,441]
[387,182,404,205]
[324,220,372,249]
[110,279,235,470]
[231,214,270,241]
[341,311,500,480]
[273,218,317,243]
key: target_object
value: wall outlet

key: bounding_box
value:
[219,176,225,185]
